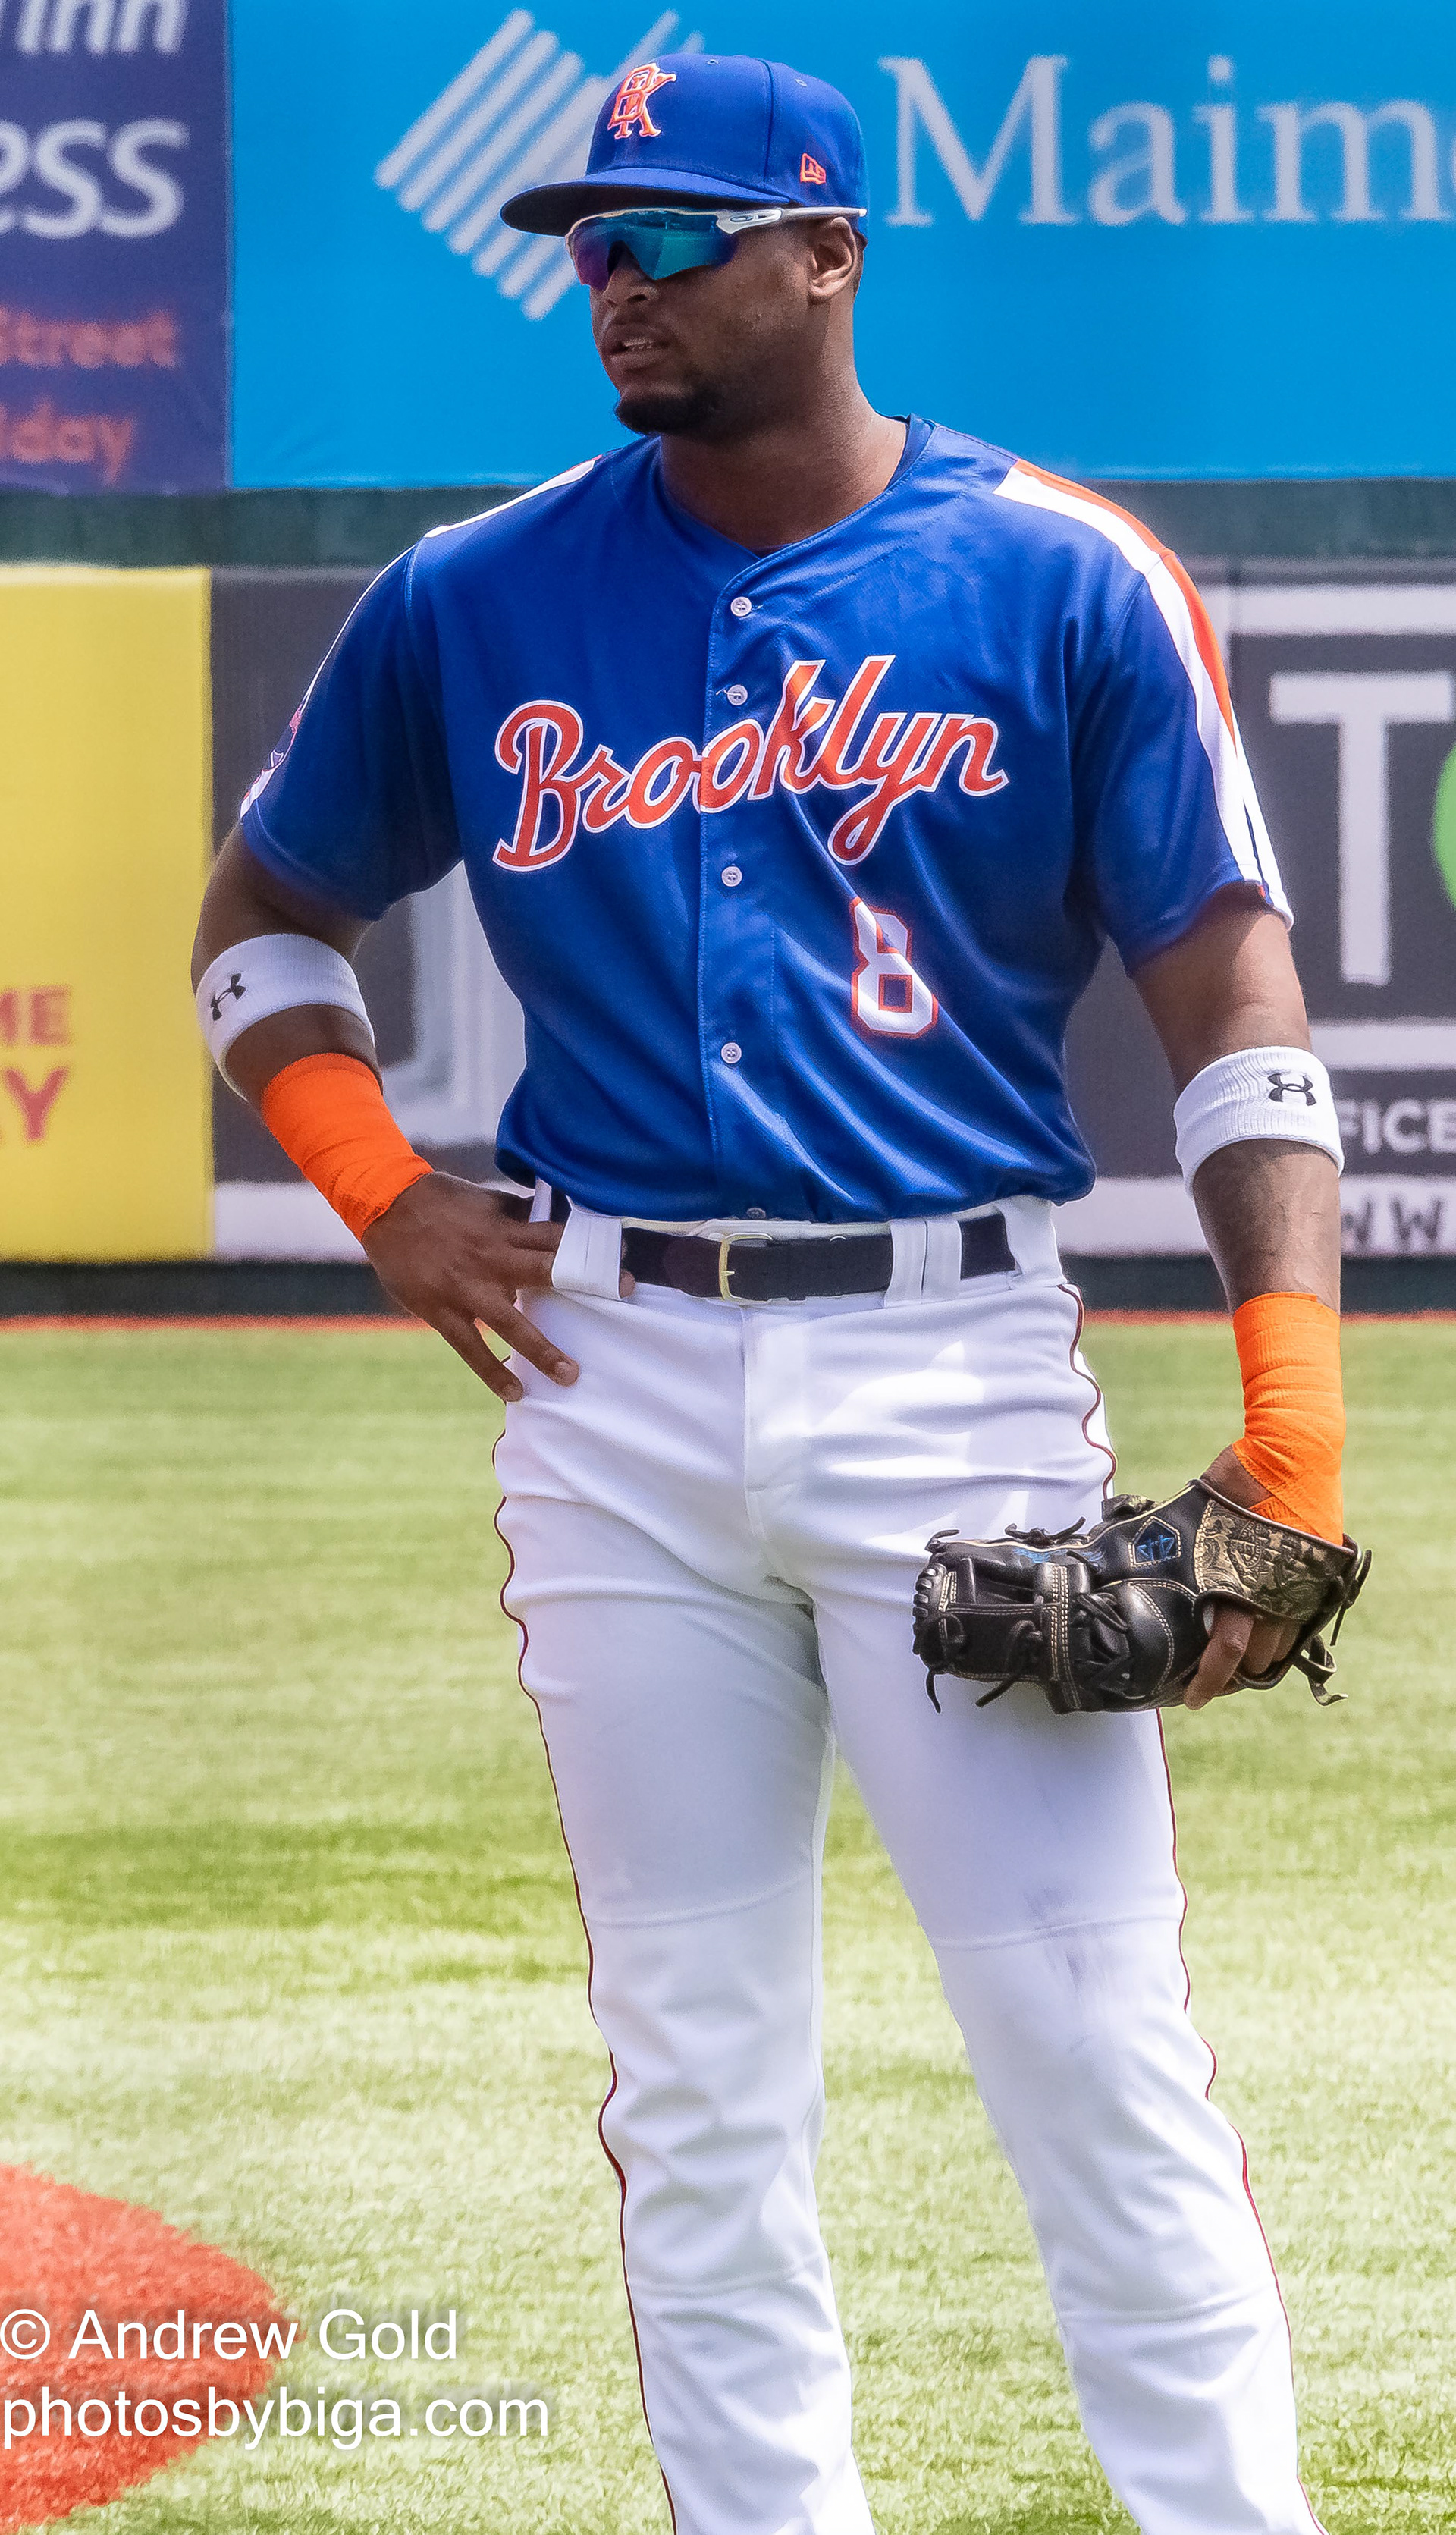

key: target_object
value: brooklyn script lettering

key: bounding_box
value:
[493,655,1008,872]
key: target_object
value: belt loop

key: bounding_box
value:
[529,1179,553,1226]
[998,1195,1057,1280]
[885,1219,928,1305]
[923,1214,964,1299]
[550,1202,625,1299]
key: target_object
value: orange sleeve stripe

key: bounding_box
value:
[259,1052,431,1242]
[1012,458,1237,739]
[1163,548,1237,739]
[1230,1291,1345,1545]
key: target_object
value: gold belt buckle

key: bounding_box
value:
[717,1236,735,1301]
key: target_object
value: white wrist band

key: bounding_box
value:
[1172,1044,1344,1190]
[196,935,372,1085]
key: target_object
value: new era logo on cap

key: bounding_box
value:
[609,62,676,141]
[800,152,826,184]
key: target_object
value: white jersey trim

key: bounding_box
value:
[994,461,1291,923]
[419,455,599,539]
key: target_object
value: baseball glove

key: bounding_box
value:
[912,1479,1371,1717]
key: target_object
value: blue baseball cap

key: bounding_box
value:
[501,52,867,236]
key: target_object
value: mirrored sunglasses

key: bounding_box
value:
[565,203,861,290]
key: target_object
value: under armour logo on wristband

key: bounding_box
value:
[209,974,246,1021]
[1266,1069,1316,1105]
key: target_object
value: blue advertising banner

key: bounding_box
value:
[230,0,1456,490]
[0,0,228,493]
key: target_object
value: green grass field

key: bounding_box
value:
[1,1318,1453,2534]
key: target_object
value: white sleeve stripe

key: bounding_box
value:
[994,462,1291,923]
[1238,749,1284,902]
[419,454,598,539]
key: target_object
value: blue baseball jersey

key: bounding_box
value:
[240,419,1287,1224]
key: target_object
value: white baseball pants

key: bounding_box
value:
[494,1197,1323,2535]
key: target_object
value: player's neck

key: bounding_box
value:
[657,385,905,556]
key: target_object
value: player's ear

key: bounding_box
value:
[805,217,861,303]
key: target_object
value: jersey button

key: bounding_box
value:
[729,595,752,617]
[720,1041,742,1065]
[720,865,743,888]
[745,1206,767,1219]
[725,683,748,705]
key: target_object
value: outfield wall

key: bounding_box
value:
[3,558,1456,1264]
[0,566,212,1261]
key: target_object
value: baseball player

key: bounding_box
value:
[193,54,1349,2535]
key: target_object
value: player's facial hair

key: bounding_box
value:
[615,380,729,439]
[615,356,792,446]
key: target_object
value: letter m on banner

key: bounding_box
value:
[878,55,1076,226]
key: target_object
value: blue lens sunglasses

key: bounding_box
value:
[566,203,866,291]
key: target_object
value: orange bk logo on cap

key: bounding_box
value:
[608,63,676,141]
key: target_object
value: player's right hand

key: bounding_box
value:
[360,1176,607,1403]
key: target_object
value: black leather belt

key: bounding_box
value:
[617,1211,1016,1302]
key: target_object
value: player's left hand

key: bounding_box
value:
[1182,1446,1300,1710]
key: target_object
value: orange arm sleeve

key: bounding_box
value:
[259,1053,431,1242]
[1230,1291,1345,1544]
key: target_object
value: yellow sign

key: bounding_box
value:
[0,567,212,1259]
